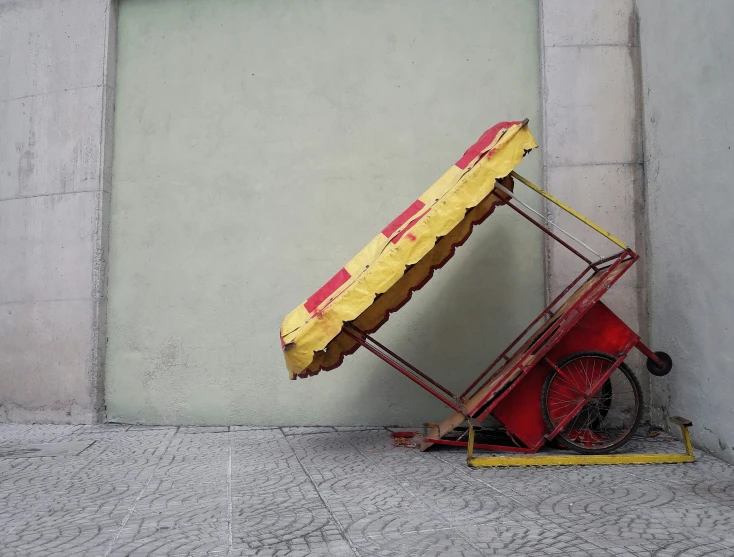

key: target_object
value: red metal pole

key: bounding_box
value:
[634,339,662,364]
[424,437,536,453]
[591,249,630,268]
[544,356,581,388]
[461,198,635,402]
[342,327,465,414]
[472,253,633,420]
[545,346,633,441]
[357,329,456,398]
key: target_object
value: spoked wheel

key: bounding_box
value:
[541,351,643,454]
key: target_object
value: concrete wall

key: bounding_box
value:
[105,0,543,425]
[637,0,734,462]
[540,0,648,395]
[0,0,115,422]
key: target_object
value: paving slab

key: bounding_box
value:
[1,426,733,556]
[0,441,94,458]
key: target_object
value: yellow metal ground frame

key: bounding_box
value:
[467,417,695,467]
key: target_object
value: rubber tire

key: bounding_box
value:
[541,351,643,455]
[647,351,673,377]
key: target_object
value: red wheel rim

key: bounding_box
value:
[546,355,639,451]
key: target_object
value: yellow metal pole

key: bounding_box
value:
[510,171,628,250]
[467,422,475,461]
[682,428,694,456]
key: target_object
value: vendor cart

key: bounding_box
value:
[279,120,690,466]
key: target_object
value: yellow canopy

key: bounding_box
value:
[280,121,538,379]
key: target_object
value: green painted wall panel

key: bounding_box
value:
[107,0,543,425]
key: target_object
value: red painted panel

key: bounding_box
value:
[455,121,523,170]
[546,302,639,361]
[304,268,351,313]
[382,200,425,238]
[492,365,548,450]
[491,301,640,449]
[391,209,430,244]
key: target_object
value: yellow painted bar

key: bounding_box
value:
[510,171,628,250]
[682,428,694,455]
[669,416,695,456]
[468,452,695,468]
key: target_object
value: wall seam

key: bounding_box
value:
[0,84,110,105]
[547,43,636,48]
[538,0,551,309]
[0,298,98,306]
[547,161,644,168]
[0,190,100,203]
[540,0,648,420]
[91,0,118,422]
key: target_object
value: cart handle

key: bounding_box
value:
[510,171,628,250]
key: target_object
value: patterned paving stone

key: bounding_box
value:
[351,528,485,557]
[232,488,326,519]
[460,520,604,556]
[0,441,94,458]
[232,508,342,550]
[2,425,734,556]
[0,425,85,444]
[177,426,230,434]
[108,517,229,557]
[3,521,118,557]
[650,537,734,556]
[562,474,678,509]
[644,504,734,545]
[228,541,354,556]
[395,478,519,527]
[556,511,689,550]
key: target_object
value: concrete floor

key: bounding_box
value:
[1,425,734,556]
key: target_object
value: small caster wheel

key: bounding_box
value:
[647,351,673,376]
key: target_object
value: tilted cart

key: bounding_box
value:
[280,120,691,466]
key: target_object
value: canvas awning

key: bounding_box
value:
[280,121,538,379]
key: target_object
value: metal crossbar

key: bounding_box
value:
[495,182,603,260]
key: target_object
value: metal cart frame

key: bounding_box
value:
[342,171,685,465]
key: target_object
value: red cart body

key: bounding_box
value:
[494,302,639,450]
